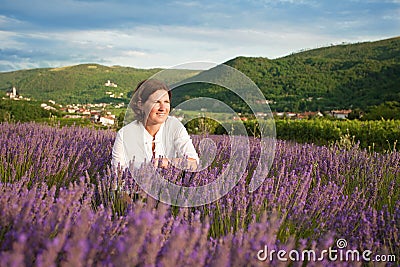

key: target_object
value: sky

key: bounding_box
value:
[0,0,399,72]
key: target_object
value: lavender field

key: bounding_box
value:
[0,122,399,266]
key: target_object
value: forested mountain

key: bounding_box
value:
[0,36,399,112]
[220,36,400,111]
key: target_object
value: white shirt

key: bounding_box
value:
[112,116,199,169]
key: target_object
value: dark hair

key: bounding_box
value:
[130,79,171,123]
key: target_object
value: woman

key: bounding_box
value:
[112,79,199,171]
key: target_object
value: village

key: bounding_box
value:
[3,81,353,127]
[3,84,123,126]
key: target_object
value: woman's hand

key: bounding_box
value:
[153,158,197,170]
[153,157,170,168]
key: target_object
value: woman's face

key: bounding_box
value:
[143,89,170,126]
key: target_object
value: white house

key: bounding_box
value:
[105,80,118,87]
[331,110,352,119]
[99,116,115,126]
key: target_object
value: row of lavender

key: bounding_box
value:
[0,122,399,266]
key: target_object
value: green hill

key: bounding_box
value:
[0,36,399,113]
[222,36,400,111]
[0,64,162,104]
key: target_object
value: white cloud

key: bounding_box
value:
[382,8,400,20]
[0,15,30,30]
[0,30,24,47]
[248,0,318,7]
[123,50,147,57]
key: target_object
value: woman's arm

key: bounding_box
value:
[174,125,199,162]
[154,117,199,169]
[111,131,127,171]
